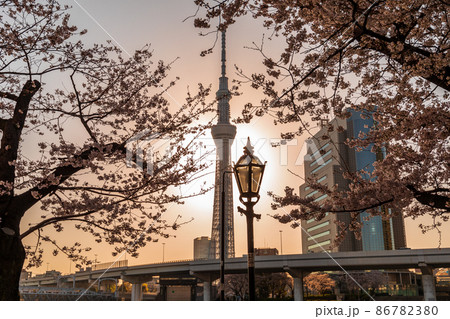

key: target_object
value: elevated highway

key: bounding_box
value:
[21,248,450,301]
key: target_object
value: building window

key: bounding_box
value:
[307,239,331,250]
[313,194,328,202]
[306,190,318,198]
[307,221,330,232]
[310,142,329,159]
[304,175,326,192]
[306,212,329,224]
[307,230,331,241]
[310,149,332,167]
[317,175,327,183]
[311,158,332,174]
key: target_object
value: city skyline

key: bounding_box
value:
[18,0,450,276]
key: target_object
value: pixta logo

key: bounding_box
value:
[269,137,330,167]
[126,130,172,175]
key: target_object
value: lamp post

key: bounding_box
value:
[279,230,283,255]
[233,137,266,301]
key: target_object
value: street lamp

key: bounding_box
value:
[162,243,165,262]
[233,137,266,301]
[279,230,283,255]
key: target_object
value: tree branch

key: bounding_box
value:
[355,25,450,91]
[1,80,41,225]
[0,118,6,131]
[68,218,114,232]
[277,37,357,102]
[70,71,98,143]
[328,198,395,214]
[406,185,450,212]
[0,91,18,101]
[20,210,98,239]
[13,141,126,217]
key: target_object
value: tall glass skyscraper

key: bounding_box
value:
[300,110,406,253]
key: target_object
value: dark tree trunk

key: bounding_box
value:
[0,230,25,300]
[0,80,40,300]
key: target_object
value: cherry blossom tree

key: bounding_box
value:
[0,0,214,300]
[256,272,293,300]
[336,270,388,298]
[225,274,248,300]
[193,1,449,242]
[304,272,335,296]
[225,272,293,300]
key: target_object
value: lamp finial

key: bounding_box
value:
[244,137,254,156]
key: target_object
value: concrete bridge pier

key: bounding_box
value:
[190,271,219,301]
[122,274,153,301]
[419,263,436,301]
[285,267,304,301]
[131,283,143,301]
[203,281,211,301]
[294,276,304,301]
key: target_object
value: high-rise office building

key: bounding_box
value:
[300,110,406,253]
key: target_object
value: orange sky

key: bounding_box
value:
[20,0,450,275]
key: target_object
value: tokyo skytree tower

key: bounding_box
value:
[209,31,236,259]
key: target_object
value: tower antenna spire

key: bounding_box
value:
[221,30,226,78]
[217,30,231,124]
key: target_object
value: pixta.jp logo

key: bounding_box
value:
[126,130,172,175]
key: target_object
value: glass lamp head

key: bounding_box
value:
[233,138,266,205]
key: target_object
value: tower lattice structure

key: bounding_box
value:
[209,31,236,259]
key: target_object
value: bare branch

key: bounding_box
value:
[0,91,18,102]
[20,210,98,239]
